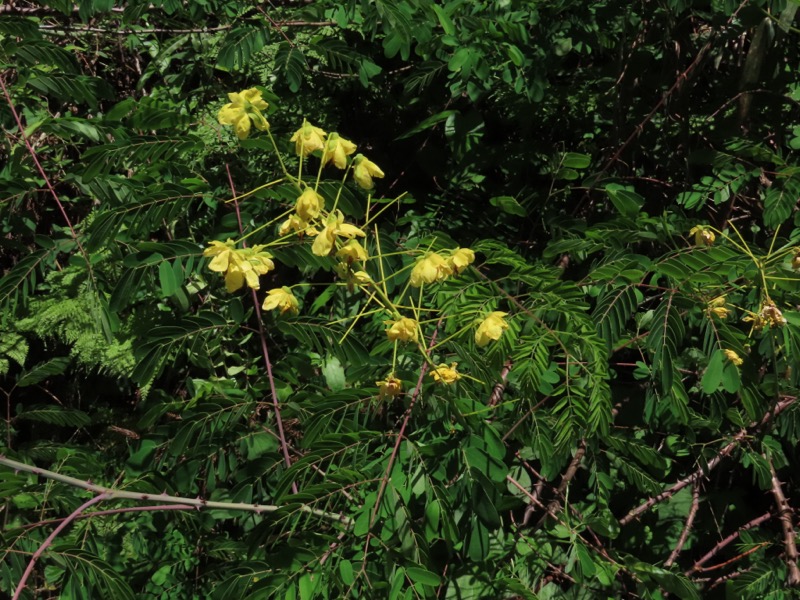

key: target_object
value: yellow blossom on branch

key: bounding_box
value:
[689,225,715,247]
[448,247,475,273]
[262,287,299,315]
[707,296,730,319]
[723,349,743,366]
[410,252,452,287]
[311,210,366,257]
[475,311,509,347]
[430,363,461,385]
[376,374,403,399]
[321,132,357,169]
[290,119,327,157]
[385,317,418,342]
[217,88,270,140]
[203,240,275,292]
[352,154,385,189]
[793,250,800,271]
[223,245,275,292]
[295,188,324,221]
[336,239,368,264]
[204,239,236,272]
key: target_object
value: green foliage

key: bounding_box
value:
[3,0,800,599]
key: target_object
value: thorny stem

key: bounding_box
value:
[13,493,108,600]
[225,165,297,494]
[687,511,773,575]
[620,395,796,526]
[769,459,800,586]
[0,456,351,525]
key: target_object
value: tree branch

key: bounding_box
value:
[664,481,700,567]
[0,456,351,526]
[687,511,773,575]
[13,493,108,600]
[620,395,796,526]
[769,459,800,586]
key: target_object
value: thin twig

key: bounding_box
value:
[0,456,351,526]
[225,165,296,494]
[665,481,700,567]
[687,511,773,575]
[13,493,109,600]
[768,459,800,585]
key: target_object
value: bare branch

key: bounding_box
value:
[0,456,352,526]
[769,459,800,586]
[687,511,773,575]
[665,481,700,567]
[13,493,108,600]
[620,395,796,526]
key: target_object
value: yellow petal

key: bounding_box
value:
[475,311,509,347]
[312,227,336,256]
[218,104,244,126]
[234,114,251,140]
[225,268,245,292]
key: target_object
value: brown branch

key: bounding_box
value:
[769,459,800,586]
[664,481,700,567]
[620,395,796,526]
[687,511,773,575]
[488,359,512,407]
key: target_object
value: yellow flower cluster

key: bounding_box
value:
[410,248,476,287]
[217,89,270,140]
[203,240,275,292]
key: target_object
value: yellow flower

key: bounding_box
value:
[217,88,270,140]
[262,287,299,315]
[409,252,452,287]
[311,210,365,257]
[295,188,324,221]
[385,317,418,342]
[377,374,403,399]
[321,132,357,169]
[430,363,461,385]
[792,250,800,271]
[204,240,274,292]
[689,225,715,247]
[224,245,275,292]
[475,311,509,347]
[352,270,371,284]
[708,296,730,319]
[278,214,312,237]
[448,247,475,273]
[353,154,385,189]
[723,349,743,366]
[203,239,236,272]
[336,239,368,264]
[290,119,327,157]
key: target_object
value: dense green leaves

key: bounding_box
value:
[3,0,800,598]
